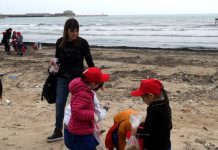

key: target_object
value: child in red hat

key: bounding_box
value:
[131,78,172,150]
[64,67,109,150]
[16,32,23,56]
[11,31,18,52]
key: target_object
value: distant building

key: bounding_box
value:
[54,11,75,17]
[63,10,75,16]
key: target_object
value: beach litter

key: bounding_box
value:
[195,138,218,150]
[203,126,208,131]
[180,108,191,113]
[5,99,12,105]
[9,75,17,80]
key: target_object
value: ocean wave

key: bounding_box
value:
[37,23,53,26]
[192,24,217,28]
[80,23,116,27]
[0,24,35,26]
[81,26,218,32]
[24,31,59,35]
[81,28,188,32]
[81,33,218,38]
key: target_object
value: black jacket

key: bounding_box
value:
[55,37,95,80]
[2,29,11,44]
[137,100,172,150]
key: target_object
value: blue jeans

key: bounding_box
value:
[55,77,70,130]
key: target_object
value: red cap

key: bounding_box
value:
[17,32,21,35]
[131,78,162,96]
[83,67,109,83]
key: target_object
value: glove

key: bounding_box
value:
[103,102,110,111]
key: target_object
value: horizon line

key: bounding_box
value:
[1,12,218,16]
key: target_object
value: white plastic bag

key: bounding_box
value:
[125,113,143,150]
[93,123,105,150]
[63,104,71,126]
[49,58,59,73]
[130,114,143,129]
[125,135,140,150]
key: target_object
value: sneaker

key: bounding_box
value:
[47,129,63,143]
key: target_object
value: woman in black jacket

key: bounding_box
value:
[47,18,95,142]
[2,28,12,54]
[131,78,172,150]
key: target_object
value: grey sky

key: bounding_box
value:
[0,0,218,15]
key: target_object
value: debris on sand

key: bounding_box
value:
[195,138,218,150]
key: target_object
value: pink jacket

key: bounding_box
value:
[67,78,95,135]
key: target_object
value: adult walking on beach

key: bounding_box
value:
[2,28,12,54]
[47,18,95,142]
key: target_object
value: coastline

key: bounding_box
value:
[23,42,218,52]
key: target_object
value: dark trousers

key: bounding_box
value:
[4,42,10,53]
[55,74,82,131]
[17,44,23,56]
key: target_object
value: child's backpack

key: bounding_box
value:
[41,72,57,104]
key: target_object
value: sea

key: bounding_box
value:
[1,14,218,50]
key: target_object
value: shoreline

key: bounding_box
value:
[23,42,218,53]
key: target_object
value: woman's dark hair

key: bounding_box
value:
[59,18,79,48]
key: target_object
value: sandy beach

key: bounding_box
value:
[0,46,217,150]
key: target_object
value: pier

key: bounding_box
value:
[0,11,75,18]
[0,10,108,18]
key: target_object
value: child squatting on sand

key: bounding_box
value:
[105,109,138,150]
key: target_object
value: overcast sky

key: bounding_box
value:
[1,0,218,15]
